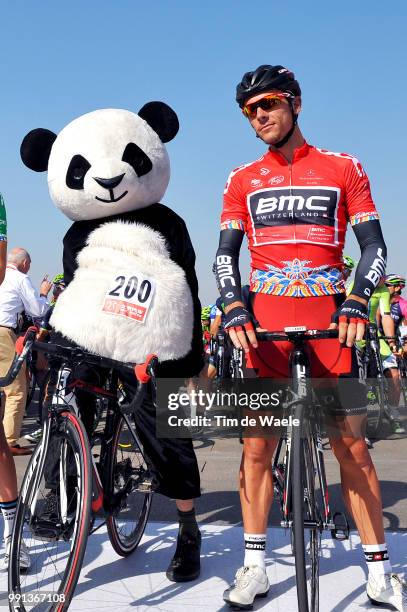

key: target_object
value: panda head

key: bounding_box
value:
[20,102,179,221]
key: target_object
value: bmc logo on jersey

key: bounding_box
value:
[250,187,339,223]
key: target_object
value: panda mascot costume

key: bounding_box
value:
[20,102,203,582]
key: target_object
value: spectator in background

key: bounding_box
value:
[0,247,51,455]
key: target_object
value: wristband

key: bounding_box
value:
[224,306,254,331]
[336,299,369,325]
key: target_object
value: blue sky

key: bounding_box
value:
[1,1,406,304]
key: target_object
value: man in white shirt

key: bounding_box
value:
[0,247,51,455]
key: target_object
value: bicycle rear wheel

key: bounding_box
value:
[9,412,92,611]
[291,405,320,612]
[366,378,387,439]
[106,414,152,556]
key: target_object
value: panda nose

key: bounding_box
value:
[94,173,125,190]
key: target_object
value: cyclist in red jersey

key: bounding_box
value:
[215,65,406,610]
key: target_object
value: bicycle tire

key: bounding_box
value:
[366,379,386,439]
[9,412,92,611]
[25,368,37,410]
[106,413,152,556]
[398,359,407,408]
[291,404,319,612]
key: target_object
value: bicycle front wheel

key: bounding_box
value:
[9,412,92,611]
[106,414,152,556]
[291,406,320,612]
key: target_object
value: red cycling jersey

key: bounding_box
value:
[221,141,380,298]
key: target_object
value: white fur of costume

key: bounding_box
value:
[50,221,193,364]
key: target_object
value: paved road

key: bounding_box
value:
[0,524,406,611]
[3,401,406,611]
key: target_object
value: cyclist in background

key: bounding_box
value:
[50,273,66,305]
[201,306,212,355]
[210,296,225,337]
[365,278,404,434]
[385,275,407,340]
[214,64,406,609]
[343,254,356,289]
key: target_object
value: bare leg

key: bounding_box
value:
[330,415,385,544]
[240,437,279,533]
[0,422,17,502]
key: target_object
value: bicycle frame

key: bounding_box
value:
[268,330,334,533]
[1,329,158,526]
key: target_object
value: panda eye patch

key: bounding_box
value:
[122,143,152,177]
[66,155,91,190]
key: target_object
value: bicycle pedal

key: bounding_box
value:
[30,520,66,542]
[330,511,350,541]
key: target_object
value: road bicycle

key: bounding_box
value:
[227,326,350,612]
[0,328,156,611]
[395,335,407,408]
[362,324,403,438]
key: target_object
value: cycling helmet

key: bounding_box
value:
[236,65,301,107]
[52,273,65,285]
[201,306,211,320]
[343,255,356,270]
[236,64,301,148]
[385,274,406,287]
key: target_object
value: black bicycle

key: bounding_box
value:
[230,327,350,612]
[363,323,395,438]
[395,335,407,408]
[1,328,156,611]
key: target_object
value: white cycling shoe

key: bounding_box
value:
[0,536,31,572]
[223,565,270,609]
[367,573,407,610]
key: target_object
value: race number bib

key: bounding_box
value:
[102,272,155,323]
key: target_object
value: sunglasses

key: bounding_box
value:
[242,93,292,119]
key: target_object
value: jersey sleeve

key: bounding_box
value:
[343,157,380,227]
[399,297,407,319]
[379,288,391,315]
[0,193,7,241]
[220,169,248,232]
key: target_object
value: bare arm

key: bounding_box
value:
[210,313,222,337]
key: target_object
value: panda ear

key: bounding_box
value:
[138,101,179,143]
[20,128,57,172]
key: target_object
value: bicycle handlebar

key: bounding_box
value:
[0,328,158,394]
[0,328,37,387]
[256,328,339,342]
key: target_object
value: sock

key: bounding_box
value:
[244,533,266,569]
[0,498,18,541]
[363,543,392,582]
[177,508,199,538]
